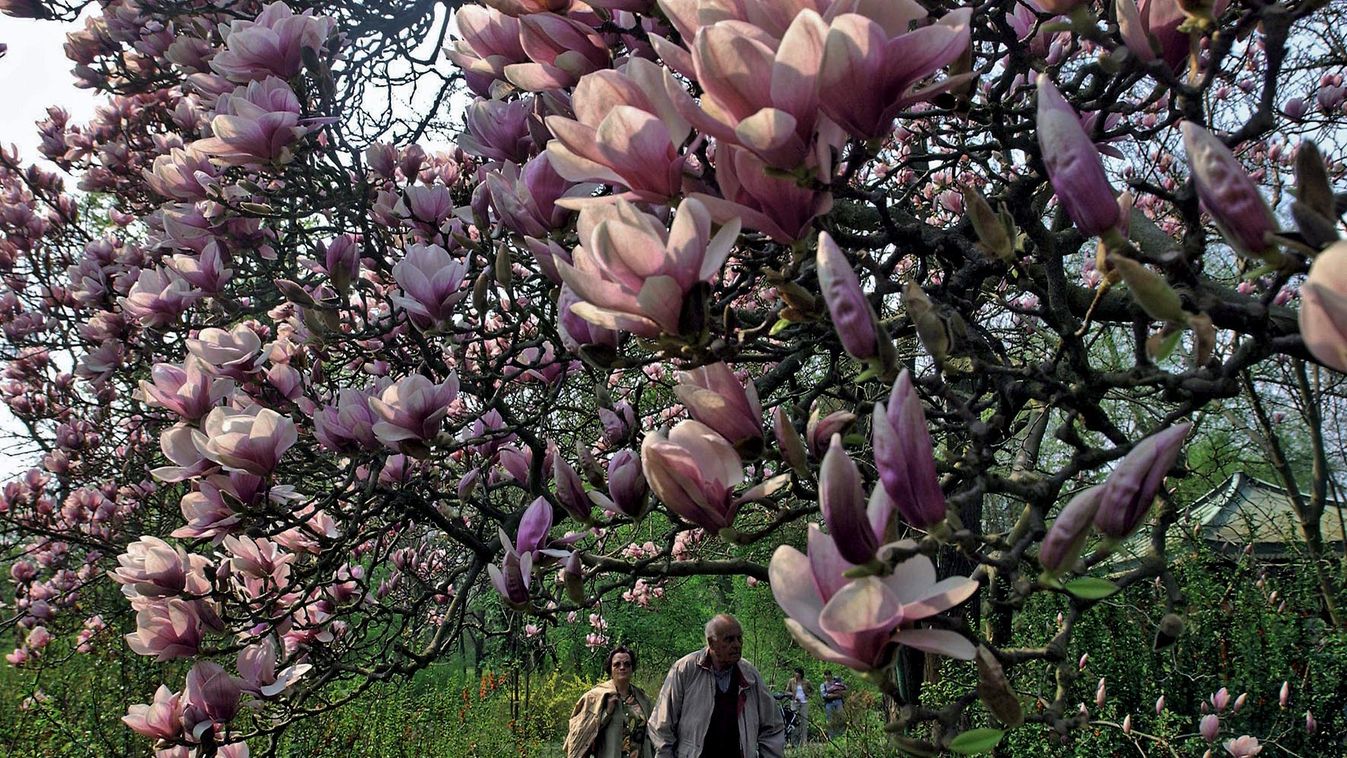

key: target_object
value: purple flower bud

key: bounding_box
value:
[819,435,878,565]
[1156,695,1166,714]
[806,407,857,458]
[1181,122,1277,258]
[1036,74,1119,236]
[1306,709,1316,734]
[516,497,553,557]
[816,232,880,361]
[1095,678,1107,708]
[1039,486,1103,578]
[1211,687,1230,712]
[551,445,593,524]
[1279,680,1290,708]
[872,370,946,529]
[1200,713,1220,742]
[605,449,649,519]
[1093,423,1191,539]
[773,406,809,476]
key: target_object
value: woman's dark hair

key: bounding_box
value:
[605,645,637,676]
[794,667,804,677]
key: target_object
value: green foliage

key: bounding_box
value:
[0,646,163,757]
[999,537,1347,756]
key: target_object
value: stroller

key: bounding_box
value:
[772,692,802,746]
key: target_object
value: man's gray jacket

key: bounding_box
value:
[647,649,785,758]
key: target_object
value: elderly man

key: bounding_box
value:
[648,614,784,758]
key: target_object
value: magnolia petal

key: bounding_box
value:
[894,627,976,660]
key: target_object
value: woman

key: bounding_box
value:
[564,645,654,758]
[785,666,810,746]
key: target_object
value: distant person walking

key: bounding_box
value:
[648,613,784,758]
[565,645,654,758]
[820,672,848,739]
[785,667,810,746]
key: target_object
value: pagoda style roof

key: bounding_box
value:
[1109,473,1346,568]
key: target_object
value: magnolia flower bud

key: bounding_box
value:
[1123,714,1133,735]
[1156,694,1166,714]
[873,371,947,529]
[563,552,585,604]
[1199,713,1220,743]
[1299,240,1347,373]
[1036,74,1119,237]
[816,232,880,362]
[819,435,878,565]
[773,407,809,476]
[1039,486,1103,579]
[1181,122,1278,259]
[1279,680,1290,708]
[1094,423,1191,540]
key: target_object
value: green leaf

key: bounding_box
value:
[1064,577,1120,600]
[948,728,1005,754]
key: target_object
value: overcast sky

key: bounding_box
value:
[0,12,98,160]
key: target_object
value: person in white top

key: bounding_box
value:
[785,667,810,746]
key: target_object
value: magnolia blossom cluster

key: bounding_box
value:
[0,0,1343,753]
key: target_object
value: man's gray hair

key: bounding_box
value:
[705,613,739,640]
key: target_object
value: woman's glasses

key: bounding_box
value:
[611,660,633,669]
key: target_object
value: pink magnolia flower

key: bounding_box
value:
[673,362,763,451]
[692,144,830,244]
[488,545,534,609]
[484,154,578,238]
[1181,122,1278,258]
[390,243,468,329]
[367,373,460,449]
[557,198,739,338]
[770,525,978,671]
[873,370,947,529]
[1223,736,1261,757]
[120,267,201,328]
[137,357,234,421]
[182,660,242,740]
[456,97,534,164]
[123,685,183,741]
[210,1,335,82]
[222,535,294,584]
[1036,74,1119,237]
[1200,713,1221,742]
[110,536,212,600]
[1117,0,1229,69]
[546,58,694,201]
[193,77,310,167]
[685,11,837,170]
[1298,241,1347,373]
[169,242,234,295]
[446,6,528,97]
[186,324,264,378]
[314,387,382,452]
[236,636,311,696]
[196,405,298,476]
[818,4,973,140]
[126,598,205,661]
[143,146,218,201]
[640,420,744,532]
[504,13,610,92]
[597,449,649,519]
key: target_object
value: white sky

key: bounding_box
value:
[0,12,98,160]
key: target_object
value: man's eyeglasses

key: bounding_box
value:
[611,661,633,669]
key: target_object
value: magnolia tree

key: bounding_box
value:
[0,0,1345,754]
